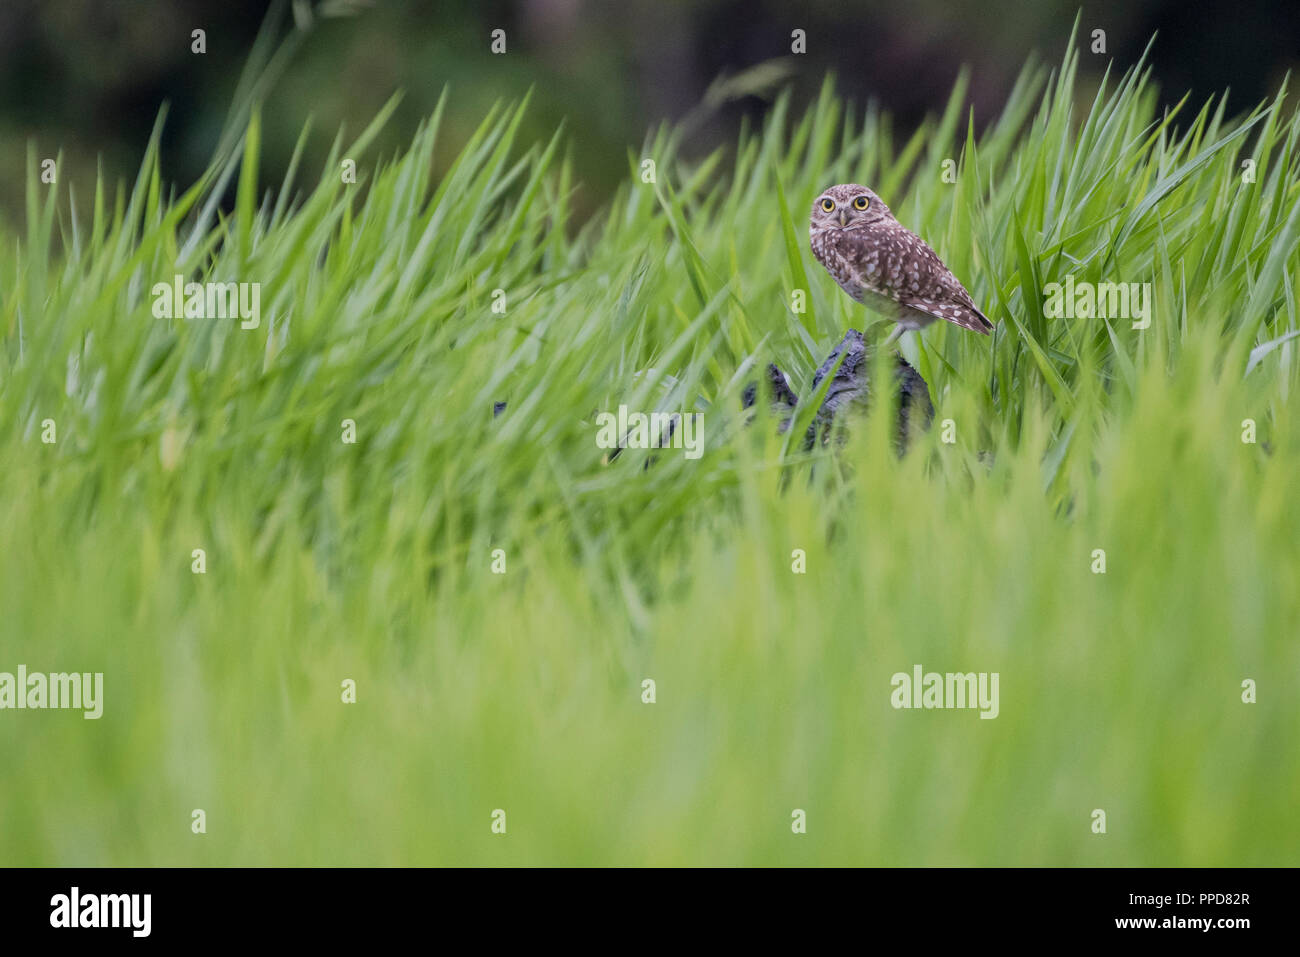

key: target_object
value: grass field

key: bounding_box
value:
[2,35,1298,865]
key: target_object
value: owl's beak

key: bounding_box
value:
[837,208,849,227]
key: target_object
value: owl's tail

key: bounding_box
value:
[939,307,993,334]
[948,303,993,334]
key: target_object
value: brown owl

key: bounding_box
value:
[809,184,992,342]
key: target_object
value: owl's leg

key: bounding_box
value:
[883,325,904,348]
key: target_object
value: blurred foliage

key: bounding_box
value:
[2,0,1298,226]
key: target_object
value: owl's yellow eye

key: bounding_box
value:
[853,196,869,210]
[820,198,835,212]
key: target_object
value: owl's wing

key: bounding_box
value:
[880,225,994,334]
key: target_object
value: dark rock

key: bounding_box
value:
[492,329,934,461]
[744,329,933,453]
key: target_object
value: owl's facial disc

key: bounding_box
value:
[815,188,879,228]
[838,194,871,226]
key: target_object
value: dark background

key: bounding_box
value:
[0,0,1295,222]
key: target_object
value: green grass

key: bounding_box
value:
[2,32,1298,865]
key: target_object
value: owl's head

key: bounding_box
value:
[811,184,889,229]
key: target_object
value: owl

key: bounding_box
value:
[809,184,992,341]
